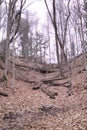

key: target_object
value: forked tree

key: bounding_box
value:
[5,0,26,76]
[44,0,71,77]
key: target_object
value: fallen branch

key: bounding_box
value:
[42,76,67,83]
[32,82,43,90]
[0,92,8,97]
[42,78,70,87]
[41,88,58,99]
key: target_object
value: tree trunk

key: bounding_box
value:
[5,0,12,76]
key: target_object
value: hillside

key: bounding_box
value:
[0,54,87,130]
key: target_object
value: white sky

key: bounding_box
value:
[0,0,57,63]
[5,0,47,24]
[24,0,56,63]
[24,0,47,24]
[1,0,84,63]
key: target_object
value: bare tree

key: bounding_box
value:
[5,0,26,76]
[0,0,4,5]
[20,17,29,59]
[44,0,71,76]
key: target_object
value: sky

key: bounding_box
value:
[24,0,47,24]
[0,0,57,63]
[0,0,48,37]
[0,0,86,63]
[4,0,48,24]
[23,0,57,63]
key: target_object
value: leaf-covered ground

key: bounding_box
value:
[0,55,87,130]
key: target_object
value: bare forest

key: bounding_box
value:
[0,0,87,130]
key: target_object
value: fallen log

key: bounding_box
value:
[0,92,8,97]
[63,82,71,88]
[15,72,36,84]
[41,88,58,99]
[42,76,67,83]
[32,82,42,90]
[11,61,54,74]
[42,78,70,87]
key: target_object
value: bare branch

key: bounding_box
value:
[63,0,71,47]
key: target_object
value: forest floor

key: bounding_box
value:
[0,55,87,130]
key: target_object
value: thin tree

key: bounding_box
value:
[44,0,71,77]
[5,0,26,76]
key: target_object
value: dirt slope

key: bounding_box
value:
[0,55,87,130]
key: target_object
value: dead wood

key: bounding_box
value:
[39,106,62,115]
[41,88,58,99]
[32,82,43,90]
[10,60,56,74]
[15,75,36,84]
[63,82,71,88]
[42,77,70,87]
[41,76,68,83]
[0,92,8,97]
[52,81,70,87]
[82,107,87,110]
[39,106,53,112]
[15,74,29,83]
